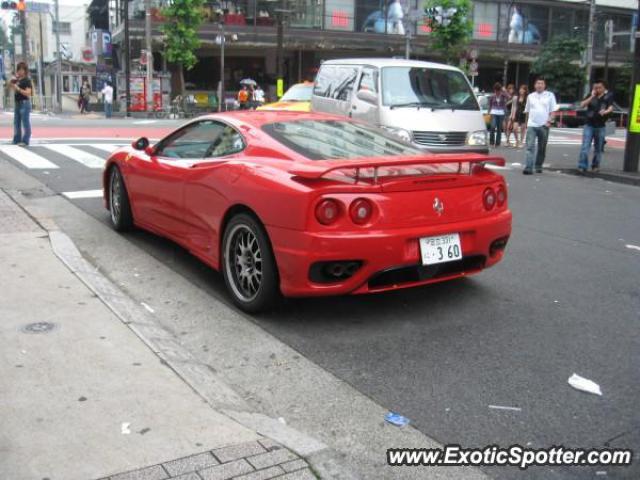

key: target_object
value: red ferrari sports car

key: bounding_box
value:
[103,111,511,312]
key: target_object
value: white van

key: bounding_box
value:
[311,58,489,153]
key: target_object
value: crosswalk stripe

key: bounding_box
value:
[62,189,103,199]
[43,144,106,169]
[0,145,59,169]
[82,144,124,153]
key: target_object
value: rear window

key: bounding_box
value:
[262,120,423,161]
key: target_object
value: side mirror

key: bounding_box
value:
[132,137,149,151]
[356,89,379,105]
[144,145,156,156]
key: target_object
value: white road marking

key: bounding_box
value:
[134,120,157,125]
[488,405,522,412]
[62,189,103,199]
[43,144,106,168]
[625,244,640,252]
[141,302,155,313]
[78,144,124,153]
[0,145,59,169]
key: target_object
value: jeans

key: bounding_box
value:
[489,114,504,146]
[578,125,605,169]
[104,102,113,118]
[524,126,549,172]
[13,100,31,145]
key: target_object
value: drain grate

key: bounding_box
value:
[21,322,57,334]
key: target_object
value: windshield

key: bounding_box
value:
[281,84,313,102]
[262,120,423,161]
[381,67,479,111]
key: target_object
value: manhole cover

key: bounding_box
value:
[21,322,57,334]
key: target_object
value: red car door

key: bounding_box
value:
[126,120,226,241]
[182,122,247,262]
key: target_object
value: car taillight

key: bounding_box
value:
[349,198,373,225]
[315,199,340,225]
[497,184,507,207]
[483,187,496,211]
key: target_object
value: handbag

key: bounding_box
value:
[605,120,615,136]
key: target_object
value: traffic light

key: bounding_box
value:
[0,0,25,9]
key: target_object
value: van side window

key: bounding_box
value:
[358,68,378,93]
[313,65,358,101]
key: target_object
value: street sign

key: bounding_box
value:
[469,48,478,60]
[27,1,49,13]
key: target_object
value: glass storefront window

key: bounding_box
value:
[549,8,573,40]
[473,2,498,41]
[501,4,547,45]
[289,0,322,28]
[325,0,355,31]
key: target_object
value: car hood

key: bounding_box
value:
[257,101,311,112]
[380,108,485,132]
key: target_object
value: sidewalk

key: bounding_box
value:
[0,188,318,480]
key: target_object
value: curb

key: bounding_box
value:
[554,168,640,187]
[46,229,357,480]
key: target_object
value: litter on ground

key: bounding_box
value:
[568,373,602,396]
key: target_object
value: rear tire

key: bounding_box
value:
[109,166,134,231]
[222,213,279,313]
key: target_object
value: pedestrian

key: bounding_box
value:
[10,62,32,147]
[578,80,613,173]
[510,84,528,148]
[80,81,91,114]
[253,84,265,108]
[237,85,249,110]
[488,82,510,147]
[101,81,114,119]
[504,84,516,146]
[523,77,557,175]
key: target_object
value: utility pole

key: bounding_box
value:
[19,5,27,63]
[584,0,597,96]
[603,19,614,86]
[144,0,153,112]
[274,5,291,99]
[53,0,62,112]
[123,0,131,117]
[37,13,44,110]
[623,0,640,172]
[218,21,225,112]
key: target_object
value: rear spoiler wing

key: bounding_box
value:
[289,153,506,180]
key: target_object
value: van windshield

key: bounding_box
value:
[381,67,479,111]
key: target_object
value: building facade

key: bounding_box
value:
[108,0,636,103]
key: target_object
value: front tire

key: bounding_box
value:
[109,166,133,231]
[222,213,279,313]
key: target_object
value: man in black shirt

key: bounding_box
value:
[578,80,613,172]
[10,62,33,146]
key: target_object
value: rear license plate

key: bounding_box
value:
[419,233,463,265]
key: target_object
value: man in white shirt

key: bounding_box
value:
[101,81,114,119]
[523,77,557,174]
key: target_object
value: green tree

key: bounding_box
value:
[531,37,584,101]
[161,0,204,95]
[614,62,632,106]
[424,0,472,64]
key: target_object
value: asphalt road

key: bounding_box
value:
[1,122,638,479]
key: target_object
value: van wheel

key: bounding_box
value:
[222,213,279,313]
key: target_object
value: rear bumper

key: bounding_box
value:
[268,209,512,297]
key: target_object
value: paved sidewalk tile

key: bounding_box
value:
[163,452,219,476]
[172,474,202,480]
[280,459,308,473]
[257,439,283,452]
[276,469,317,480]
[212,440,267,463]
[109,465,168,480]
[198,459,254,480]
[233,465,285,480]
[246,449,298,470]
